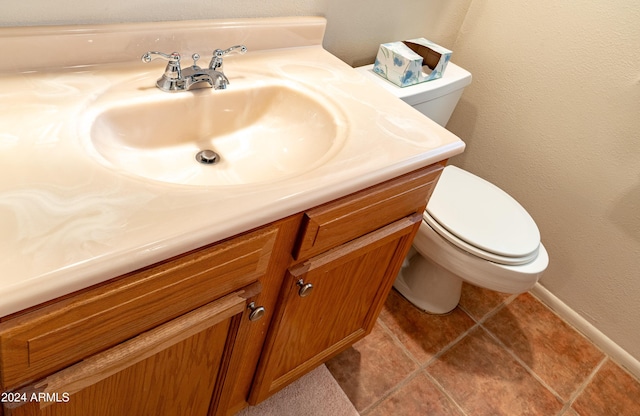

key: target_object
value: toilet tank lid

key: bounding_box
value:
[426,166,541,259]
[355,62,472,106]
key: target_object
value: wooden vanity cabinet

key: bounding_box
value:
[249,162,444,403]
[0,161,445,416]
[0,218,300,416]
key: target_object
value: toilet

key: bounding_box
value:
[356,62,549,314]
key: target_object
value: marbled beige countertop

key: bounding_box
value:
[0,17,464,316]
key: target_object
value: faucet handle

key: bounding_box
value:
[141,51,181,64]
[141,51,185,91]
[141,51,182,80]
[209,45,247,71]
[213,45,248,58]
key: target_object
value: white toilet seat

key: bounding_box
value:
[425,166,541,265]
[423,211,539,265]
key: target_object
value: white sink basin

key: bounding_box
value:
[88,82,346,186]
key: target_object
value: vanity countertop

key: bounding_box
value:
[0,17,464,316]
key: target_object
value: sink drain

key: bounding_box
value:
[195,149,220,165]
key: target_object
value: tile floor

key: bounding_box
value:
[326,284,640,416]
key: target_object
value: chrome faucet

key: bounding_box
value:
[141,45,247,92]
[209,45,248,73]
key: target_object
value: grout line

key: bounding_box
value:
[376,316,422,368]
[558,355,608,415]
[422,320,480,368]
[480,320,566,404]
[477,291,620,414]
[476,293,577,406]
[371,316,474,416]
[371,315,478,415]
[423,369,470,416]
[457,292,518,326]
[417,293,520,416]
[377,310,478,371]
[415,297,514,416]
[358,319,427,415]
[420,293,515,368]
[358,367,423,415]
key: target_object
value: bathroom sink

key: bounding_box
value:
[87,82,345,186]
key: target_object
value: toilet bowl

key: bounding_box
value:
[356,62,549,314]
[394,165,548,314]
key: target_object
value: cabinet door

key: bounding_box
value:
[2,289,252,416]
[251,214,421,402]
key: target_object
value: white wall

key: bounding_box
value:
[0,1,329,26]
[0,0,469,67]
[446,1,640,361]
[323,0,472,66]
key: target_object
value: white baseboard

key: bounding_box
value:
[530,283,640,381]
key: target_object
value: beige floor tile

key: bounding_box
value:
[325,290,640,416]
[572,359,640,416]
[367,372,463,416]
[426,326,563,416]
[326,321,417,412]
[458,282,512,321]
[483,293,604,400]
[379,289,476,364]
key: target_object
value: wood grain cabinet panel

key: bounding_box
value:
[2,289,253,416]
[293,161,444,260]
[250,213,422,402]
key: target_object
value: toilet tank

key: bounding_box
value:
[356,62,471,127]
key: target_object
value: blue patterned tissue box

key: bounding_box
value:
[373,38,452,87]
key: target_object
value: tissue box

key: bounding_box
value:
[373,38,452,87]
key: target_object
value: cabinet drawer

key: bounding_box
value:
[0,224,279,390]
[293,162,444,260]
